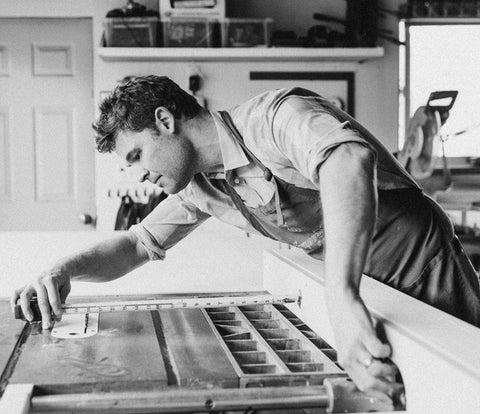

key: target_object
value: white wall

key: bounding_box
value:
[0,1,406,296]
[91,1,403,148]
[227,0,402,150]
[0,219,272,299]
[0,0,404,152]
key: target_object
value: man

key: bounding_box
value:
[12,76,480,399]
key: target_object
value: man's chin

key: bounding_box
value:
[162,182,187,195]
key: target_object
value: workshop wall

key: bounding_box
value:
[0,221,273,299]
[0,0,404,150]
[227,0,402,150]
[0,1,406,294]
[107,0,400,149]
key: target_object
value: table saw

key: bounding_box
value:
[0,291,399,413]
[1,248,479,413]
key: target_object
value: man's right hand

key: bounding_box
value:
[328,294,405,400]
[10,269,71,330]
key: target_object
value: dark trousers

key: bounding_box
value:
[366,189,480,327]
[399,236,480,327]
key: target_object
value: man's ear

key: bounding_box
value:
[154,107,176,134]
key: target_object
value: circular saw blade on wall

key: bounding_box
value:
[398,106,442,180]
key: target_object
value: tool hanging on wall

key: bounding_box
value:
[188,63,207,108]
[397,90,458,195]
[111,189,167,230]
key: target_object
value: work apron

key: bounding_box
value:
[216,111,480,326]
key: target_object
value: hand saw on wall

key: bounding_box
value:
[397,90,458,193]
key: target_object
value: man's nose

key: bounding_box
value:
[137,169,150,183]
[127,166,149,183]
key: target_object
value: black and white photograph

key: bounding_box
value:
[0,1,479,413]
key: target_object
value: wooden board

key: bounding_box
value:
[8,310,168,393]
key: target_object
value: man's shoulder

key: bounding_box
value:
[232,87,320,111]
[227,87,322,131]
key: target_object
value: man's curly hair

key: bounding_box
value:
[93,75,202,153]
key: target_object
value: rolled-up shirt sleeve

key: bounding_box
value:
[129,193,211,260]
[272,97,377,187]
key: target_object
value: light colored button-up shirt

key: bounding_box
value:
[130,88,418,260]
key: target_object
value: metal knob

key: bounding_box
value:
[79,214,95,225]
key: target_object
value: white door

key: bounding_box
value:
[0,18,95,230]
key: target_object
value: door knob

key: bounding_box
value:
[79,214,95,225]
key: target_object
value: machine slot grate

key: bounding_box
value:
[233,351,267,364]
[256,328,290,339]
[211,320,243,326]
[241,364,277,374]
[206,307,284,376]
[321,349,338,360]
[208,311,237,321]
[276,350,312,363]
[205,305,344,380]
[287,362,324,372]
[214,324,246,336]
[249,319,281,329]
[241,311,272,319]
[267,338,302,350]
[306,337,331,349]
[223,332,252,340]
[225,340,258,352]
[274,304,339,364]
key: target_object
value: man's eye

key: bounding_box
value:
[127,151,141,163]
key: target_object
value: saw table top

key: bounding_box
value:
[0,294,402,413]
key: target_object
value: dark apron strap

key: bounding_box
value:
[218,111,284,226]
[217,180,277,239]
[219,111,273,181]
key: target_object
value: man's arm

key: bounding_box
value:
[10,232,149,329]
[319,142,403,396]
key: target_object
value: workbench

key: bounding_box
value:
[263,249,480,414]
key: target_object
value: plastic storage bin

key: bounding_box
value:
[103,17,159,47]
[159,0,225,19]
[222,18,274,47]
[162,18,220,47]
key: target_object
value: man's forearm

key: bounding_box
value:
[319,143,377,297]
[51,232,149,283]
[318,143,402,396]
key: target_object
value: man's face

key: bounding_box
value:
[114,128,196,195]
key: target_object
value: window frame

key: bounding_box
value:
[400,17,480,169]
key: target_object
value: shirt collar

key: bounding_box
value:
[210,111,250,176]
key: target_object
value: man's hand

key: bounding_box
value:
[10,270,71,330]
[329,294,404,398]
[9,234,149,329]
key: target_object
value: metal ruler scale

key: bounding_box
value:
[14,293,299,321]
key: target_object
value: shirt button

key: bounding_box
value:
[234,178,240,184]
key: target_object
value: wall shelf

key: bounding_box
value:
[406,17,480,25]
[98,47,384,63]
